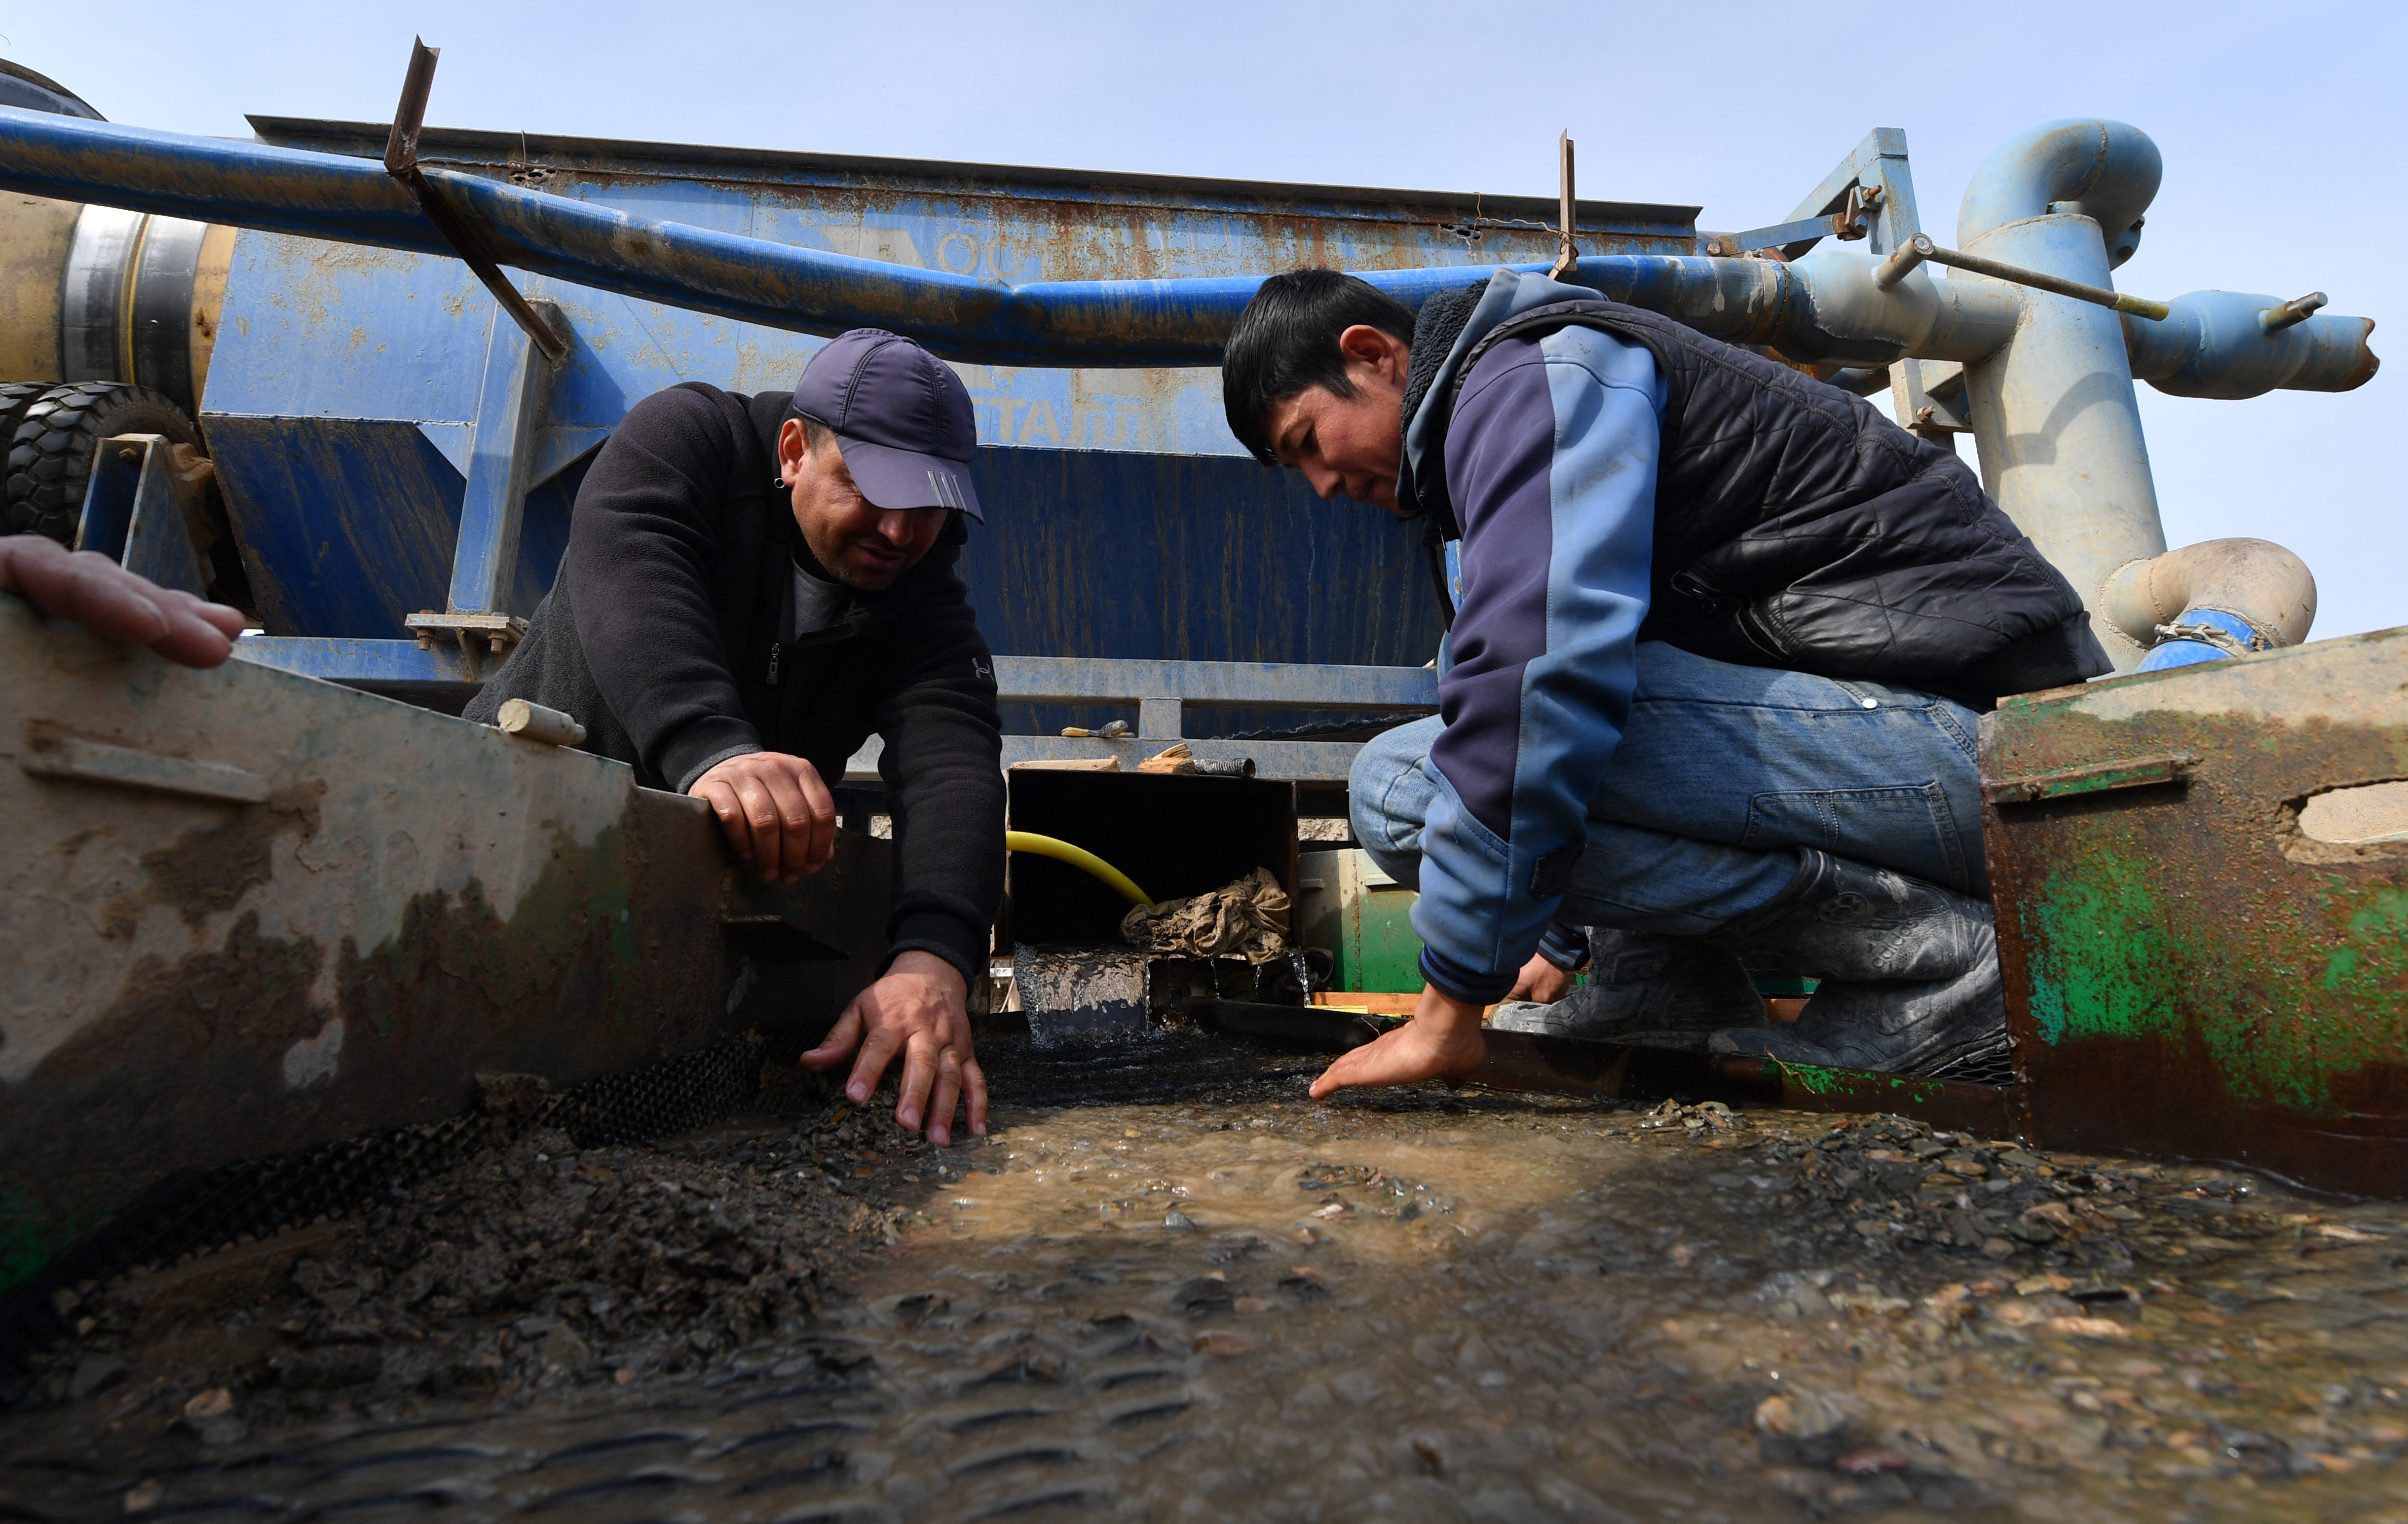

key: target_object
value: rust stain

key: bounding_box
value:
[1982,634,2408,1196]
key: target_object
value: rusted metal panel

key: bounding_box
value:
[0,594,891,1295]
[1981,628,2408,1196]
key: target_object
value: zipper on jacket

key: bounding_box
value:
[767,642,782,685]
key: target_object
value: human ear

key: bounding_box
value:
[778,417,809,480]
[1336,324,1408,381]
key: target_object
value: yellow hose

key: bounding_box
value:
[1005,831,1152,907]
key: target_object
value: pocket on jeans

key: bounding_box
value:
[1740,782,1970,892]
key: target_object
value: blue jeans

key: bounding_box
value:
[1350,643,1988,939]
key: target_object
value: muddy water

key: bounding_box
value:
[8,1035,2408,1522]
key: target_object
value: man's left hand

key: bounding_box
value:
[1507,951,1574,1005]
[801,950,986,1145]
[1307,984,1487,1098]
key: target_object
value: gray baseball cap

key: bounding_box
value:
[792,328,983,522]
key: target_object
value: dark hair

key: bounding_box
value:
[791,411,837,453]
[1222,269,1415,465]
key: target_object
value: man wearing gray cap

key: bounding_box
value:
[468,329,1002,1146]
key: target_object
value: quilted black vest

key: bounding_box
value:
[1402,293,2109,707]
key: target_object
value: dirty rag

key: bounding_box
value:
[1120,867,1290,963]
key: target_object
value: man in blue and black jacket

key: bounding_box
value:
[1221,268,2109,1092]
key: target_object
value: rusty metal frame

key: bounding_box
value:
[1982,630,2408,1197]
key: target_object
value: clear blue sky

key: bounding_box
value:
[9,0,2399,637]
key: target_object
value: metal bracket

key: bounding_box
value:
[405,286,559,676]
[405,610,527,680]
[19,724,270,805]
[1984,753,2200,805]
[383,38,568,365]
[1704,185,1884,258]
[448,294,560,617]
[1703,128,1924,263]
[75,433,211,598]
[1892,359,1972,439]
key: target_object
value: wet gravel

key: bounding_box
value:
[5,1035,2408,1523]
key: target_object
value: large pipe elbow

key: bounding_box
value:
[2097,538,2317,671]
[2124,291,2378,399]
[1958,119,2161,265]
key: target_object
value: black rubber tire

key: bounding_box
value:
[3,382,200,546]
[0,382,51,467]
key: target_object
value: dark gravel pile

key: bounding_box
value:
[1623,1099,2282,1292]
[22,1080,987,1434]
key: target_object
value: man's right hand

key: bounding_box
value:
[689,751,836,881]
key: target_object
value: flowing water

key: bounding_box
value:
[7,1035,2408,1523]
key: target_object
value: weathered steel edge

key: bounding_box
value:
[0,597,894,1294]
[1981,626,2408,1199]
[247,115,1705,234]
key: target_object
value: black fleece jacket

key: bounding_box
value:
[465,382,1004,987]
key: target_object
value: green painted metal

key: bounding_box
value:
[1297,850,1425,993]
[1981,627,2408,1196]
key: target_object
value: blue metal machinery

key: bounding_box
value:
[0,86,2378,782]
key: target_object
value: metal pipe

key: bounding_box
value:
[2095,538,2316,673]
[1874,231,2170,319]
[1772,244,2022,365]
[0,106,2374,402]
[1872,235,1932,291]
[1955,120,2174,672]
[2123,290,2376,399]
[1956,118,2162,269]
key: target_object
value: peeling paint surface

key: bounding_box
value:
[0,596,893,1293]
[195,127,1685,649]
[1981,629,2408,1196]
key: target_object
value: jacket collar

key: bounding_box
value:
[1395,269,1600,534]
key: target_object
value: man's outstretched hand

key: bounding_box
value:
[1307,983,1488,1098]
[802,950,986,1146]
[690,751,836,882]
[0,536,245,667]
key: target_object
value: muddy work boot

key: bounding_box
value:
[1491,931,1766,1049]
[1703,851,2010,1081]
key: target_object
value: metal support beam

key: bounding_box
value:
[1137,697,1183,738]
[994,655,1437,712]
[401,295,558,677]
[448,298,557,615]
[1776,127,1922,259]
[75,433,207,598]
[849,733,1372,785]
